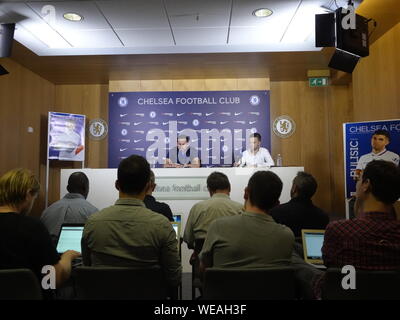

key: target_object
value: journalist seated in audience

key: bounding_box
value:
[41,172,98,244]
[82,155,181,289]
[199,171,294,270]
[183,171,243,252]
[313,160,400,299]
[0,168,80,298]
[143,170,174,221]
[270,171,329,238]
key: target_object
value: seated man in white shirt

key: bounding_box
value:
[235,133,274,167]
[355,129,400,179]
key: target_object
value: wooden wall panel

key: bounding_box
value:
[140,80,173,91]
[271,81,353,216]
[0,58,55,217]
[47,85,109,206]
[110,79,270,93]
[353,22,400,121]
[326,85,354,215]
[270,82,303,166]
[53,84,109,168]
[0,66,108,216]
[109,80,140,92]
[352,22,400,219]
[237,78,270,91]
[0,59,21,173]
[204,79,239,91]
[357,0,400,44]
[172,79,206,91]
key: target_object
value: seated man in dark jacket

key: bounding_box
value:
[270,171,329,237]
[143,170,173,221]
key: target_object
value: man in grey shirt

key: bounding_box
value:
[41,172,98,243]
[82,155,181,289]
[200,171,294,269]
[184,171,243,251]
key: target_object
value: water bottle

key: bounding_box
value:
[276,154,282,167]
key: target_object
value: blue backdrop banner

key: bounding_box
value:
[343,119,400,198]
[108,90,270,168]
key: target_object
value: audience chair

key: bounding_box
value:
[0,269,42,300]
[73,266,176,300]
[203,267,296,300]
[322,268,400,300]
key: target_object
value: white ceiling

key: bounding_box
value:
[0,0,362,56]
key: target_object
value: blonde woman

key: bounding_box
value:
[0,168,80,297]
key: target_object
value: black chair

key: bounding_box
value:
[73,266,176,300]
[0,269,42,300]
[322,268,400,300]
[203,267,296,300]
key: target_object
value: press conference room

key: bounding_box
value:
[0,0,400,304]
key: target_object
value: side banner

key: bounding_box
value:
[343,119,400,199]
[108,91,270,168]
[48,112,86,161]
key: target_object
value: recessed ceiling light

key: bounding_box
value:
[63,12,83,22]
[253,8,273,18]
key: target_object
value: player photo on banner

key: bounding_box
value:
[48,112,86,161]
[108,91,271,168]
[343,119,400,199]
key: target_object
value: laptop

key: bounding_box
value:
[301,229,326,269]
[56,224,84,254]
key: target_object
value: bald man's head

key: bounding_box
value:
[67,172,89,199]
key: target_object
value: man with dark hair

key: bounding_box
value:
[235,133,274,167]
[164,135,200,168]
[41,172,98,243]
[270,171,329,237]
[82,155,181,289]
[355,129,399,178]
[144,170,174,221]
[314,160,400,299]
[200,171,294,269]
[184,172,243,251]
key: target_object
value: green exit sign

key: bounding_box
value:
[309,77,329,87]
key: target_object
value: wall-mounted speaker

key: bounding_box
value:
[315,13,335,47]
[0,23,16,57]
[315,7,370,73]
[328,49,360,73]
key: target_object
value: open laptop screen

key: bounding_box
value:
[56,225,84,254]
[302,229,325,264]
[304,233,324,259]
